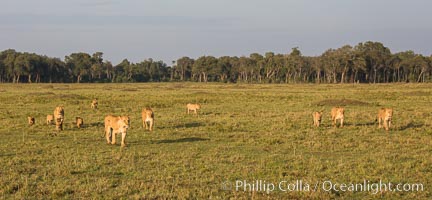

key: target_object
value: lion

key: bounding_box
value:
[122,115,130,128]
[91,99,98,109]
[142,107,154,131]
[331,107,344,128]
[378,108,393,131]
[186,103,201,115]
[46,114,54,125]
[28,117,35,126]
[104,115,129,147]
[54,106,65,131]
[76,117,84,128]
[312,111,323,127]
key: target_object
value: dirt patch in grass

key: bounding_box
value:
[405,91,430,96]
[316,99,369,106]
[58,94,86,100]
[53,85,73,90]
[167,84,185,89]
[121,88,138,92]
[192,91,214,95]
[137,86,152,90]
[157,137,210,144]
[28,92,56,96]
[40,85,54,89]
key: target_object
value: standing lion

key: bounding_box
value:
[46,114,54,125]
[331,107,344,128]
[91,99,98,109]
[76,117,84,128]
[54,106,65,131]
[378,108,393,131]
[28,117,35,126]
[104,115,129,147]
[312,111,323,127]
[142,107,154,131]
[186,103,201,115]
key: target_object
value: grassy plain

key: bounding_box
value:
[0,83,431,199]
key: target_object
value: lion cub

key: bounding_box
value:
[142,107,154,131]
[28,117,35,126]
[312,111,323,127]
[331,107,344,128]
[76,117,84,128]
[91,99,98,109]
[378,108,393,131]
[186,103,201,115]
[46,114,54,125]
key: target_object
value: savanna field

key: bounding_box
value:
[0,83,431,199]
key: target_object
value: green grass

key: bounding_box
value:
[0,83,431,199]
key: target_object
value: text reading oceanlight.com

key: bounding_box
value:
[227,180,424,194]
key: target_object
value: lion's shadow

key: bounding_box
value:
[173,122,204,128]
[156,137,210,144]
[398,122,424,131]
[88,122,104,127]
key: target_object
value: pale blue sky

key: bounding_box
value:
[1,0,431,64]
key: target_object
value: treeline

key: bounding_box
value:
[0,41,431,83]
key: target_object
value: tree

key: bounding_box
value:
[351,53,366,83]
[104,61,114,82]
[249,53,264,82]
[30,54,44,83]
[13,53,31,83]
[90,52,104,81]
[387,54,402,82]
[281,48,307,83]
[65,53,92,83]
[237,56,253,82]
[192,56,217,82]
[411,55,430,82]
[175,57,194,81]
[356,41,391,83]
[1,41,431,83]
[45,57,66,83]
[337,45,353,83]
[2,50,19,83]
[263,52,276,82]
[287,48,305,83]
[216,56,233,82]
[0,55,4,83]
[115,59,132,82]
